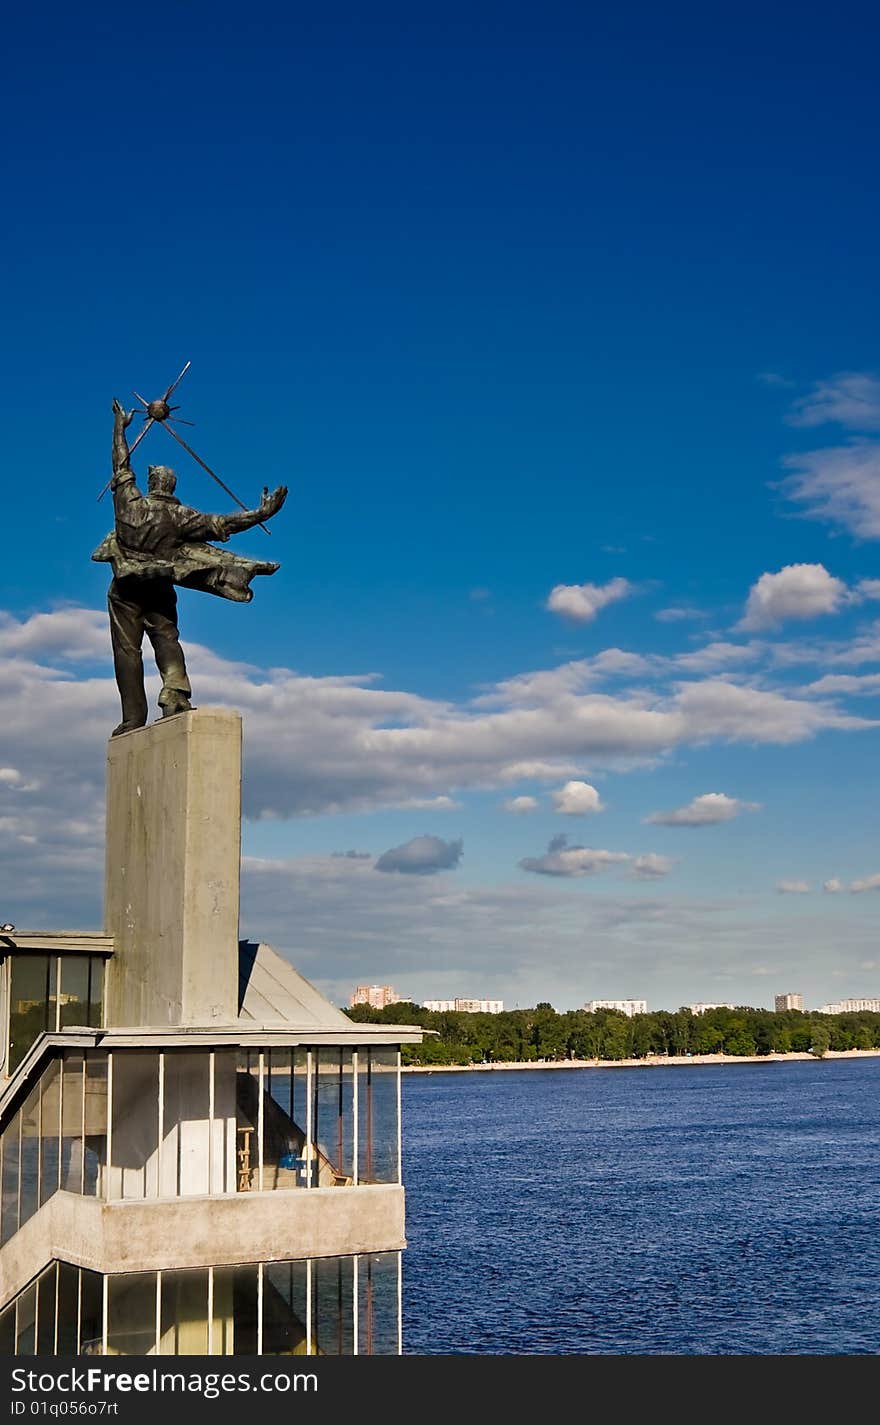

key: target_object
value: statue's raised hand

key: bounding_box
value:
[259,485,288,519]
[112,398,135,428]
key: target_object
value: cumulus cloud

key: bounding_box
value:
[332,849,372,860]
[740,564,849,631]
[502,796,538,814]
[519,834,630,878]
[823,878,842,893]
[630,854,675,880]
[804,673,880,696]
[374,835,463,875]
[776,880,810,894]
[674,641,761,673]
[545,577,633,623]
[781,443,880,540]
[850,873,880,893]
[645,792,760,827]
[788,372,880,431]
[552,781,604,815]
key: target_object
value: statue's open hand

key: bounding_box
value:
[112,398,135,428]
[259,485,288,518]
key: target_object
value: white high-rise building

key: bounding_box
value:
[687,1002,736,1015]
[775,993,804,1012]
[422,998,503,1014]
[818,997,880,1014]
[583,999,647,1017]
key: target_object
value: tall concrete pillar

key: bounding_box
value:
[104,709,242,1027]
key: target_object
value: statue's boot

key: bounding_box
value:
[111,719,146,738]
[159,691,193,718]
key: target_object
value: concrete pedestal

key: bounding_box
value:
[104,709,242,1027]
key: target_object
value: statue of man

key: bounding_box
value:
[93,399,288,736]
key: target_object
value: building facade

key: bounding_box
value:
[818,997,880,1014]
[686,1003,737,1015]
[774,993,804,1012]
[421,999,504,1014]
[583,999,647,1017]
[0,710,424,1357]
[350,986,407,1010]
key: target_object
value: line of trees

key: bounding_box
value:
[344,1000,880,1066]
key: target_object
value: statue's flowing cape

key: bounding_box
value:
[92,532,279,604]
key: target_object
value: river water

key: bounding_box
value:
[401,1057,880,1354]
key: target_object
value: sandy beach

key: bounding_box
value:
[402,1048,880,1073]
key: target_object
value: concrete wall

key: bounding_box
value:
[104,710,241,1027]
[0,1185,406,1306]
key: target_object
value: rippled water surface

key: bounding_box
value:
[401,1059,880,1354]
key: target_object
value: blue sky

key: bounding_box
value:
[2,2,880,1010]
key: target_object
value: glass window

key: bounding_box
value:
[61,1052,84,1194]
[19,1082,40,1229]
[235,1052,260,1192]
[15,1282,36,1356]
[357,1252,400,1356]
[36,1264,57,1355]
[212,1266,258,1354]
[159,1269,208,1354]
[58,957,90,1029]
[262,1261,309,1355]
[8,956,54,1073]
[56,1263,79,1355]
[358,1048,399,1184]
[162,1053,210,1197]
[84,1053,108,1197]
[211,1050,237,1194]
[88,957,104,1028]
[1,1109,21,1245]
[107,1274,157,1356]
[39,1058,62,1208]
[263,1049,308,1190]
[109,1052,158,1200]
[313,1256,354,1356]
[312,1050,355,1188]
[79,1270,103,1356]
[0,1301,15,1356]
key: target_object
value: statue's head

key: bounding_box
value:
[147,464,177,496]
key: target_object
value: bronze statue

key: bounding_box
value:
[93,399,288,736]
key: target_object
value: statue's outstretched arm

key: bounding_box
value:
[111,398,135,475]
[218,484,289,537]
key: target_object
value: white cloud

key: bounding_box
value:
[654,607,705,623]
[674,642,761,673]
[740,564,849,631]
[823,878,842,893]
[374,835,463,875]
[804,673,880,696]
[850,873,880,893]
[519,834,630,878]
[630,854,675,880]
[776,880,810,894]
[781,442,880,540]
[552,781,604,815]
[788,372,880,431]
[502,796,539,814]
[545,577,633,623]
[645,792,759,827]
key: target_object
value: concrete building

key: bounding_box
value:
[583,999,647,1017]
[775,993,804,1013]
[422,999,504,1014]
[0,710,424,1356]
[350,985,408,1010]
[818,997,880,1014]
[687,1003,736,1015]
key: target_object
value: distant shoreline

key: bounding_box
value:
[402,1048,880,1074]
